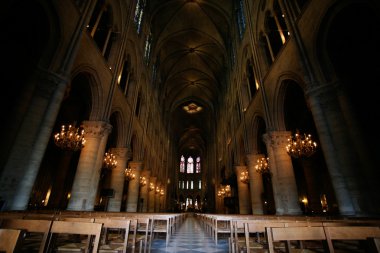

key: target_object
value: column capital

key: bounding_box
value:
[110,147,128,159]
[82,121,112,138]
[128,161,143,171]
[263,131,290,149]
[246,153,266,167]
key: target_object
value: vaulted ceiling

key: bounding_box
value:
[148,0,233,156]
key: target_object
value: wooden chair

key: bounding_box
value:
[0,228,26,253]
[324,226,380,253]
[1,218,52,253]
[94,218,131,253]
[149,216,171,247]
[45,220,103,253]
[266,226,327,253]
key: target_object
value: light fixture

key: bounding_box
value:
[148,182,155,192]
[160,189,164,196]
[155,186,160,194]
[183,102,203,114]
[124,167,135,181]
[217,185,231,198]
[255,157,270,174]
[140,176,147,187]
[240,170,249,184]
[103,151,117,169]
[54,124,85,151]
[286,130,317,158]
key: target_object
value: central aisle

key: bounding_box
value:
[149,214,229,253]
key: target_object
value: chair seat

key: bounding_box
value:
[99,243,124,252]
[57,242,86,252]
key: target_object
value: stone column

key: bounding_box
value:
[126,161,143,212]
[236,165,251,214]
[148,177,157,212]
[308,85,357,215]
[107,147,128,212]
[264,131,302,215]
[155,182,161,212]
[67,121,112,211]
[246,153,265,214]
[140,170,151,212]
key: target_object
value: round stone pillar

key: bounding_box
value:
[246,153,265,214]
[67,121,112,211]
[236,165,251,214]
[126,161,143,212]
[107,147,128,212]
[148,177,157,212]
[264,131,302,215]
[139,170,151,212]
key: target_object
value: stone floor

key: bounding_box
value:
[149,214,229,253]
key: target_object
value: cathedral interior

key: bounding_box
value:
[0,0,380,218]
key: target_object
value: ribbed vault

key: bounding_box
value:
[148,0,232,154]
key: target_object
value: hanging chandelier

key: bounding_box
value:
[54,124,85,151]
[124,167,135,181]
[148,182,155,192]
[255,157,270,174]
[140,176,147,187]
[240,170,249,184]
[286,130,317,158]
[103,151,117,169]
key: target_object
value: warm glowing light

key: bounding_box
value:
[183,102,203,114]
[54,124,85,151]
[240,170,249,184]
[125,167,135,181]
[103,151,117,169]
[286,130,317,158]
[255,157,270,174]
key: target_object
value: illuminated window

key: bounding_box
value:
[236,0,246,39]
[187,156,194,173]
[134,0,145,34]
[190,181,193,189]
[196,157,201,173]
[198,180,202,189]
[180,155,185,173]
[144,32,152,64]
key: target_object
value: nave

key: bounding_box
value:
[150,214,229,253]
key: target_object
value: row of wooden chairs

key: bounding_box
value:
[195,213,380,253]
[0,211,187,253]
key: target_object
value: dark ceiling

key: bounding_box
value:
[148,0,233,156]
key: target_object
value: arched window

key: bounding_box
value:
[180,155,185,173]
[236,0,246,40]
[144,32,152,65]
[134,0,145,34]
[196,157,201,173]
[187,156,194,173]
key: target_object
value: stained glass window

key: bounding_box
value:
[196,157,201,173]
[187,156,194,173]
[134,0,145,34]
[180,155,185,173]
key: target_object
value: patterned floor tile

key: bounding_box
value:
[149,215,229,253]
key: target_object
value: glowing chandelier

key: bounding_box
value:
[240,170,249,184]
[255,157,270,174]
[124,167,135,181]
[217,185,231,198]
[286,130,317,158]
[148,182,155,192]
[103,151,117,169]
[140,176,147,187]
[54,124,85,151]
